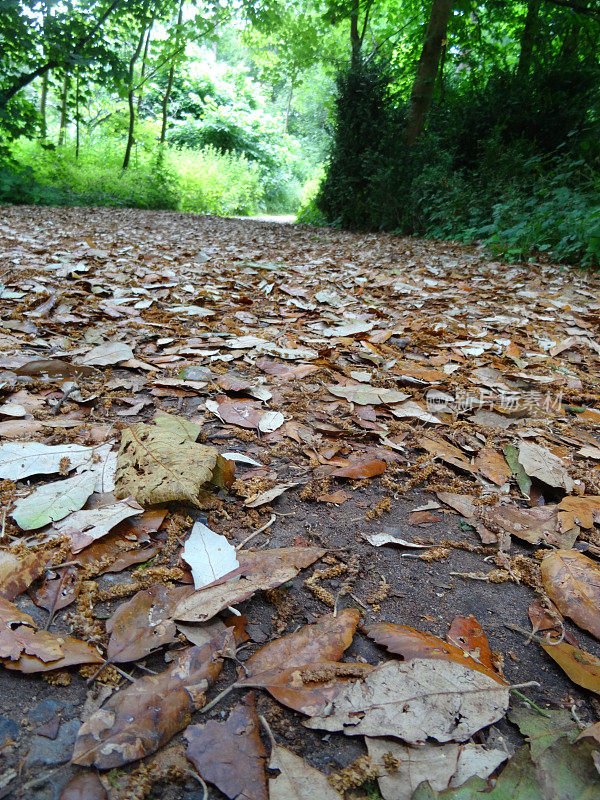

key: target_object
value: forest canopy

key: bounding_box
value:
[1,0,599,264]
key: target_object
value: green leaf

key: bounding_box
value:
[503,445,531,498]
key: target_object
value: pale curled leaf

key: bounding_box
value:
[11,472,95,530]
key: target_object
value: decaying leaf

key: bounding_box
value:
[366,737,507,800]
[0,550,50,601]
[361,532,429,549]
[0,597,102,673]
[331,459,386,479]
[244,482,299,508]
[327,384,409,406]
[267,735,343,800]
[474,448,511,486]
[106,583,194,662]
[113,418,234,507]
[173,547,324,622]
[75,341,134,366]
[366,622,505,683]
[51,497,144,552]
[0,441,103,480]
[11,472,95,530]
[181,521,239,589]
[517,440,573,492]
[539,639,600,693]
[304,659,510,742]
[446,615,496,673]
[245,609,360,687]
[185,694,268,800]
[58,772,107,800]
[72,631,232,768]
[541,549,600,639]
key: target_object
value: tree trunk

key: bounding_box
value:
[160,0,184,145]
[517,0,541,77]
[349,0,372,65]
[404,0,452,146]
[122,2,151,170]
[284,80,294,133]
[58,71,69,146]
[137,22,153,115]
[39,71,49,139]
[75,68,80,158]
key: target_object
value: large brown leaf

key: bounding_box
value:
[246,609,360,675]
[113,418,234,507]
[446,614,496,673]
[184,694,268,800]
[106,583,194,662]
[331,459,386,478]
[0,597,102,673]
[365,622,505,683]
[58,773,107,800]
[541,550,600,639]
[173,547,324,622]
[72,631,231,769]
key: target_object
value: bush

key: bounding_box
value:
[317,56,600,265]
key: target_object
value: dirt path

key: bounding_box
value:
[1,207,600,799]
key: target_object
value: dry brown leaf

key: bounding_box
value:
[113,418,234,507]
[106,583,194,662]
[58,772,107,800]
[185,694,268,800]
[541,550,600,639]
[366,622,505,683]
[173,547,324,622]
[446,615,496,672]
[474,448,512,485]
[267,737,343,800]
[420,438,477,474]
[557,496,600,531]
[72,631,231,769]
[331,459,386,479]
[517,440,574,492]
[0,549,50,601]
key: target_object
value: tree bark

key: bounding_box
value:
[349,0,372,65]
[75,68,80,158]
[39,71,49,139]
[517,0,541,77]
[123,2,151,170]
[58,71,69,146]
[160,0,184,145]
[404,0,452,146]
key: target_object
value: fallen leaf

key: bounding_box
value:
[0,441,105,480]
[173,547,324,622]
[327,384,409,406]
[185,694,268,800]
[331,459,386,478]
[154,411,203,441]
[391,401,441,424]
[420,438,477,475]
[304,658,510,742]
[316,489,350,504]
[539,640,600,693]
[474,448,511,486]
[446,615,496,673]
[15,359,97,379]
[541,549,600,639]
[106,583,194,662]
[0,596,102,673]
[113,419,233,507]
[366,737,507,800]
[258,410,285,433]
[267,735,343,800]
[246,609,360,676]
[517,440,573,492]
[361,532,429,548]
[11,472,95,530]
[75,341,134,366]
[365,623,505,683]
[51,497,144,552]
[557,495,600,531]
[58,772,107,800]
[0,550,50,600]
[72,631,231,768]
[182,521,239,589]
[245,482,298,508]
[504,444,532,497]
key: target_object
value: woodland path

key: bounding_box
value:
[1,207,600,799]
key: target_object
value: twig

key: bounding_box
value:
[198,681,242,714]
[191,771,208,800]
[236,513,276,550]
[259,714,277,749]
[511,689,551,717]
[51,384,76,415]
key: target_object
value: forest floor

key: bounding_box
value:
[1,207,600,800]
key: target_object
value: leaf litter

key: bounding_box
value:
[1,207,600,797]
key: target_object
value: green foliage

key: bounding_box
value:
[317,56,600,266]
